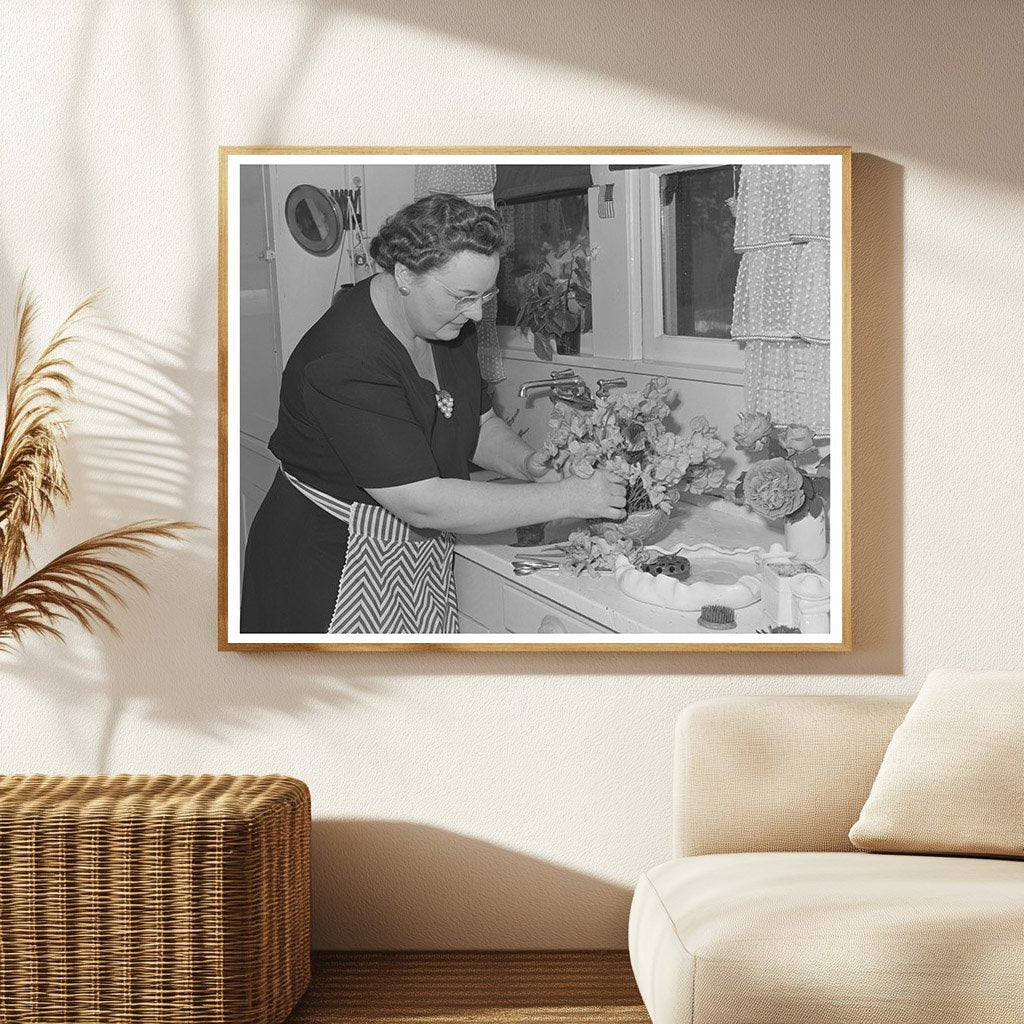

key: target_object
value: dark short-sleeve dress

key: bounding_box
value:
[241,276,490,633]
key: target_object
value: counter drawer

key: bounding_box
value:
[502,584,611,634]
[454,555,505,632]
[458,612,495,634]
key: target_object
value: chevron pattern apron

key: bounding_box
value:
[284,473,459,634]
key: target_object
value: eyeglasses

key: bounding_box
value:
[429,276,499,312]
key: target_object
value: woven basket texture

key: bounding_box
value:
[0,774,311,1024]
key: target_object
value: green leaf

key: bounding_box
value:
[551,309,580,333]
[813,475,831,506]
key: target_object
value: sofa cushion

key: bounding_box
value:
[629,852,1024,1024]
[849,668,1024,857]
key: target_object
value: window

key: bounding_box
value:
[491,164,594,357]
[639,165,745,378]
[490,163,745,380]
[659,167,740,338]
[495,193,591,331]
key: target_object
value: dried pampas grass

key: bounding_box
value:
[0,280,196,650]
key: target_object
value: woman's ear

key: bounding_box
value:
[393,263,414,295]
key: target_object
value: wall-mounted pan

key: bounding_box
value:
[285,184,343,256]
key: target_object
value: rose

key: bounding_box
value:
[742,458,806,519]
[733,411,773,450]
[782,424,815,454]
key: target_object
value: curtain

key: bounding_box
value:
[414,164,505,383]
[731,165,831,431]
[493,164,592,203]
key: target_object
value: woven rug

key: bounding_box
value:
[288,951,647,1023]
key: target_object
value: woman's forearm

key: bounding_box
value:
[472,412,538,481]
[365,473,623,533]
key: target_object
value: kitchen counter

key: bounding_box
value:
[454,498,806,637]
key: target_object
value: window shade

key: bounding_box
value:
[493,165,593,203]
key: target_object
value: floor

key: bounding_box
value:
[286,951,649,1023]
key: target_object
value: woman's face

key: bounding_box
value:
[399,251,500,342]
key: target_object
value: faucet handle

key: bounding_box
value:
[551,368,578,381]
[596,377,628,398]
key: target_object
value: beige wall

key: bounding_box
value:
[2,2,1022,949]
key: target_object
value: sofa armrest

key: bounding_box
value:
[674,695,913,857]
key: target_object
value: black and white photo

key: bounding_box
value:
[220,149,850,650]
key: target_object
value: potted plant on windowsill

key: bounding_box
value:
[514,239,593,361]
[542,376,726,543]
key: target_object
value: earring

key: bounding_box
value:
[398,285,410,296]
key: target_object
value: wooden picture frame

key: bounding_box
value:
[219,147,851,651]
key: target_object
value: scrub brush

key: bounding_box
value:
[697,604,736,631]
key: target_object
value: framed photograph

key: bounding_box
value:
[219,148,850,651]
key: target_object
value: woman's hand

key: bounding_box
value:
[522,448,562,483]
[564,468,627,520]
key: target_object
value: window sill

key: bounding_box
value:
[496,327,744,387]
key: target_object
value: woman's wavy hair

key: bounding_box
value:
[370,193,507,275]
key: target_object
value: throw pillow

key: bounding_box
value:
[849,668,1024,857]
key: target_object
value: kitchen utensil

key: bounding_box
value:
[512,564,562,576]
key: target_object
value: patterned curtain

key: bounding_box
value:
[731,165,831,432]
[414,165,504,383]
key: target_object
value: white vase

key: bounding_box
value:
[784,507,827,561]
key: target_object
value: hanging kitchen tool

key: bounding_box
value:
[331,178,377,304]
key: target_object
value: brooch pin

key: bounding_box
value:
[435,389,454,419]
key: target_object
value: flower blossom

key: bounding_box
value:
[742,458,806,519]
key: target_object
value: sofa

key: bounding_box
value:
[628,691,1024,1024]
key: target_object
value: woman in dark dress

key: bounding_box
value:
[241,193,624,634]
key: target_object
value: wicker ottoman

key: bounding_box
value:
[0,774,310,1024]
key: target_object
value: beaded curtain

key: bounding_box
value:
[731,165,831,432]
[414,165,505,383]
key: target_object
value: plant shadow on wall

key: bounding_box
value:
[0,287,196,648]
[332,2,1020,188]
[311,819,633,950]
[0,5,384,771]
[0,288,381,773]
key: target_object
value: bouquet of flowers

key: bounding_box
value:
[732,412,830,525]
[543,377,726,515]
[559,529,648,578]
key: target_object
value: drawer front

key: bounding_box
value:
[502,584,610,634]
[458,611,494,634]
[454,555,505,632]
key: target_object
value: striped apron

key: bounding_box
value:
[284,472,459,634]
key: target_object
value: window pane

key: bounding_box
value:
[660,166,741,338]
[496,193,590,330]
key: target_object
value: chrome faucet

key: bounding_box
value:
[518,369,595,409]
[517,371,630,410]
